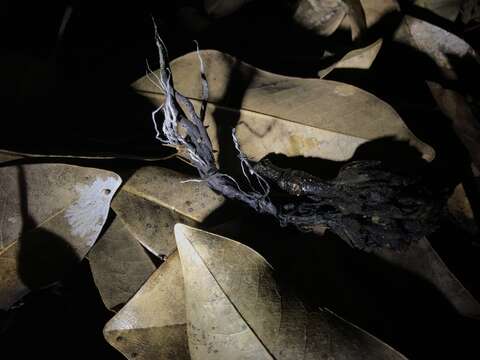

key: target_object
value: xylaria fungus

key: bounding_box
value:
[149,29,450,251]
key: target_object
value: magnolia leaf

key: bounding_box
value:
[0,151,22,163]
[176,224,407,359]
[111,166,225,257]
[426,81,480,169]
[318,38,383,78]
[87,216,156,311]
[104,224,407,359]
[344,0,367,40]
[374,236,480,319]
[204,0,255,18]
[134,49,434,162]
[104,251,189,360]
[0,164,121,309]
[356,0,399,28]
[394,15,480,169]
[289,0,365,40]
[414,0,462,22]
[0,148,171,162]
[447,183,478,235]
[395,16,478,76]
[288,0,348,37]
[460,0,480,24]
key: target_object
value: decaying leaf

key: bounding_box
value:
[426,81,480,169]
[288,0,349,37]
[104,252,189,360]
[343,0,367,40]
[318,38,383,78]
[460,0,480,24]
[177,224,407,359]
[204,0,255,18]
[0,148,171,162]
[287,0,366,40]
[414,0,462,22]
[0,151,22,163]
[134,49,434,162]
[357,0,399,28]
[111,166,225,257]
[0,164,121,309]
[87,217,156,311]
[447,183,478,235]
[395,15,480,169]
[104,224,407,359]
[374,236,480,319]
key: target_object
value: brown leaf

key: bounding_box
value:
[0,149,171,162]
[414,0,462,22]
[373,237,480,319]
[0,151,22,163]
[357,0,399,28]
[177,224,406,359]
[447,183,478,235]
[318,38,383,78]
[344,0,367,40]
[0,164,121,309]
[104,251,189,360]
[103,224,408,359]
[87,217,157,311]
[289,0,349,37]
[111,166,225,257]
[134,49,434,162]
[395,16,480,169]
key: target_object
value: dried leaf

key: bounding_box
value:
[0,151,22,163]
[357,0,399,27]
[204,0,255,18]
[318,38,383,78]
[395,15,480,169]
[104,252,189,360]
[414,0,462,22]
[344,0,367,40]
[0,164,121,309]
[373,237,480,319]
[0,149,170,162]
[460,0,480,24]
[176,224,407,359]
[104,224,407,359]
[134,49,434,162]
[447,183,478,235]
[87,217,156,311]
[426,81,480,169]
[289,0,348,37]
[111,166,225,257]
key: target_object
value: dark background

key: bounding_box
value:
[1,1,479,358]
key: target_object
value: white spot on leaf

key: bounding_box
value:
[65,177,118,244]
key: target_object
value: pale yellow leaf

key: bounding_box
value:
[112,166,224,257]
[88,216,156,311]
[175,224,407,359]
[133,50,434,162]
[0,164,121,309]
[290,0,348,36]
[318,38,383,78]
[104,252,189,360]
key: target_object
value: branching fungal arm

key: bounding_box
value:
[149,30,448,251]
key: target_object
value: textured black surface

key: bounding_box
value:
[255,159,449,250]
